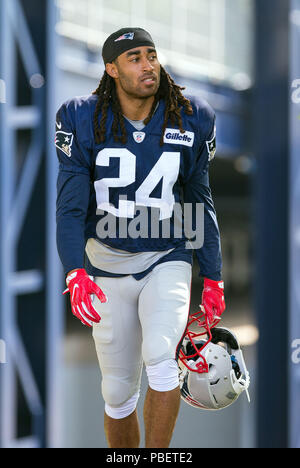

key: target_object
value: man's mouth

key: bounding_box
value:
[141,75,156,84]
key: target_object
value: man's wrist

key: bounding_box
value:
[66,268,85,286]
[202,272,222,282]
[67,268,81,277]
[204,277,224,289]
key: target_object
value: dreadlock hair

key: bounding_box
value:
[92,66,193,146]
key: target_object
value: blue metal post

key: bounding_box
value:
[0,0,64,448]
[46,0,65,448]
[253,0,289,448]
[289,0,300,449]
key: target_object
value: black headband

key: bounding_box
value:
[102,27,156,65]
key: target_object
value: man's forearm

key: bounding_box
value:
[56,215,86,275]
[56,170,90,275]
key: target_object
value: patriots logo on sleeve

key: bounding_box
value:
[55,130,74,157]
[206,126,216,161]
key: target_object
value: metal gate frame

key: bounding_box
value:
[0,0,64,448]
[289,0,300,449]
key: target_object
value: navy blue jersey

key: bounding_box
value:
[56,94,222,280]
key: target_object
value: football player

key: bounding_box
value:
[56,27,225,448]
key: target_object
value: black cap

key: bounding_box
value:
[102,27,156,65]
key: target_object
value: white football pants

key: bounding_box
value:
[92,261,192,407]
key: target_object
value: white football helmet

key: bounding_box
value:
[177,310,250,410]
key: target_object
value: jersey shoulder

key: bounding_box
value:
[55,95,98,170]
[57,94,98,125]
[56,94,98,150]
[185,95,216,139]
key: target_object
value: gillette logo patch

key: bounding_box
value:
[164,129,194,147]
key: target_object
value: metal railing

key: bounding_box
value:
[0,0,64,448]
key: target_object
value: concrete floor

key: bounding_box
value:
[60,330,256,448]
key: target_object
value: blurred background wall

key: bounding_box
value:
[0,0,299,448]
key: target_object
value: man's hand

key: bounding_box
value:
[63,269,107,327]
[201,278,225,325]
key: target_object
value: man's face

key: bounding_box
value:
[106,46,161,99]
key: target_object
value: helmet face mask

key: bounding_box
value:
[177,308,220,374]
[177,310,250,411]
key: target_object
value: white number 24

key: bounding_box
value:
[95,148,180,220]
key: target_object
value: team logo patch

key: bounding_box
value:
[163,128,194,147]
[55,131,74,157]
[115,32,135,42]
[133,132,146,144]
[206,127,216,161]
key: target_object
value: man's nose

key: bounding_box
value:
[141,57,154,71]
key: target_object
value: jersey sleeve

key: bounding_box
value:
[55,100,93,175]
[183,107,222,280]
[55,101,92,275]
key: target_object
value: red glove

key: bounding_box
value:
[201,278,226,325]
[63,269,107,327]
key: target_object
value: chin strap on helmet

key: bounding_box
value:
[211,326,251,403]
[231,348,251,403]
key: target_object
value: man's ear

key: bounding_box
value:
[106,62,119,79]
